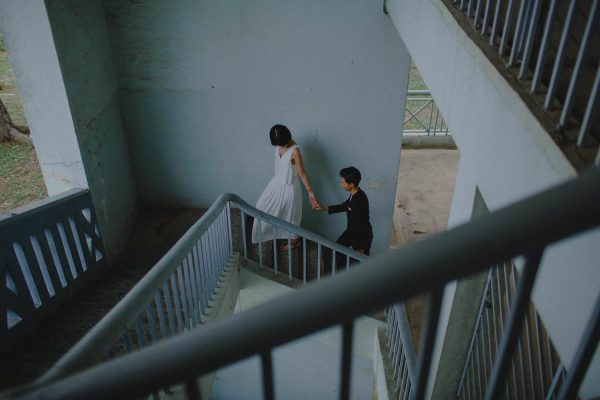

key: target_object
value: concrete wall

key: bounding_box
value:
[42,0,138,261]
[0,0,139,261]
[387,0,600,398]
[0,1,88,194]
[101,0,409,254]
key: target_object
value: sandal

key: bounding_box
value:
[280,238,301,252]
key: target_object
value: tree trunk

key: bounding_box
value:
[0,98,31,145]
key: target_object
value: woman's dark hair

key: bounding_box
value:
[269,124,292,146]
[340,166,361,186]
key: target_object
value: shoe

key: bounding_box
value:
[280,239,301,252]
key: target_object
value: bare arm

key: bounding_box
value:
[291,148,318,205]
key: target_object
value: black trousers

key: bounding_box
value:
[323,230,372,273]
[336,229,372,256]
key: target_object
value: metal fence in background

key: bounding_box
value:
[404,90,451,136]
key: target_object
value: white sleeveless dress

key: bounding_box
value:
[251,145,302,243]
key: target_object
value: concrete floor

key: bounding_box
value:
[209,268,383,400]
[391,149,460,248]
[390,148,460,347]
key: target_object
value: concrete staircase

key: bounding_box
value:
[209,265,384,400]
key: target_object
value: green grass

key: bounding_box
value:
[408,60,428,90]
[0,142,47,212]
[0,48,45,213]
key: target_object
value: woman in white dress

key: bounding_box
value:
[251,124,318,251]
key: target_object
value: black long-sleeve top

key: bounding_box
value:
[328,189,373,243]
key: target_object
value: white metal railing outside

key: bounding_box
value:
[404,90,451,136]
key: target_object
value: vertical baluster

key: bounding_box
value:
[480,314,490,393]
[475,331,484,398]
[134,316,147,348]
[262,351,275,400]
[154,292,167,339]
[46,224,74,285]
[340,322,354,400]
[499,0,516,56]
[184,256,199,327]
[469,356,476,400]
[226,202,233,256]
[397,352,407,393]
[481,0,493,36]
[302,238,307,284]
[427,99,435,136]
[241,210,248,258]
[484,250,543,400]
[474,0,484,27]
[273,237,278,275]
[332,250,336,276]
[490,0,503,45]
[346,254,350,271]
[37,228,65,293]
[288,233,292,281]
[509,266,528,399]
[317,243,322,281]
[177,265,191,330]
[532,313,546,397]
[221,210,229,267]
[198,237,209,314]
[523,309,536,399]
[577,65,600,147]
[412,289,444,400]
[544,0,578,109]
[62,217,86,274]
[519,0,542,80]
[162,282,176,336]
[170,274,184,333]
[501,263,519,399]
[557,296,600,400]
[258,220,264,268]
[18,238,51,304]
[207,224,217,292]
[145,304,159,344]
[559,0,599,127]
[531,0,558,93]
[72,214,93,269]
[508,0,530,67]
[122,328,133,352]
[191,246,205,319]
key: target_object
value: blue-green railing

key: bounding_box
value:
[24,193,376,394]
[3,169,600,400]
[0,189,106,352]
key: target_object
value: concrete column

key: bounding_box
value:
[0,0,87,194]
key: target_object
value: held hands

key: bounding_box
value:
[308,191,319,208]
[312,201,326,211]
[308,191,326,211]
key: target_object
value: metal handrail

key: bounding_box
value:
[33,193,368,386]
[5,169,600,399]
